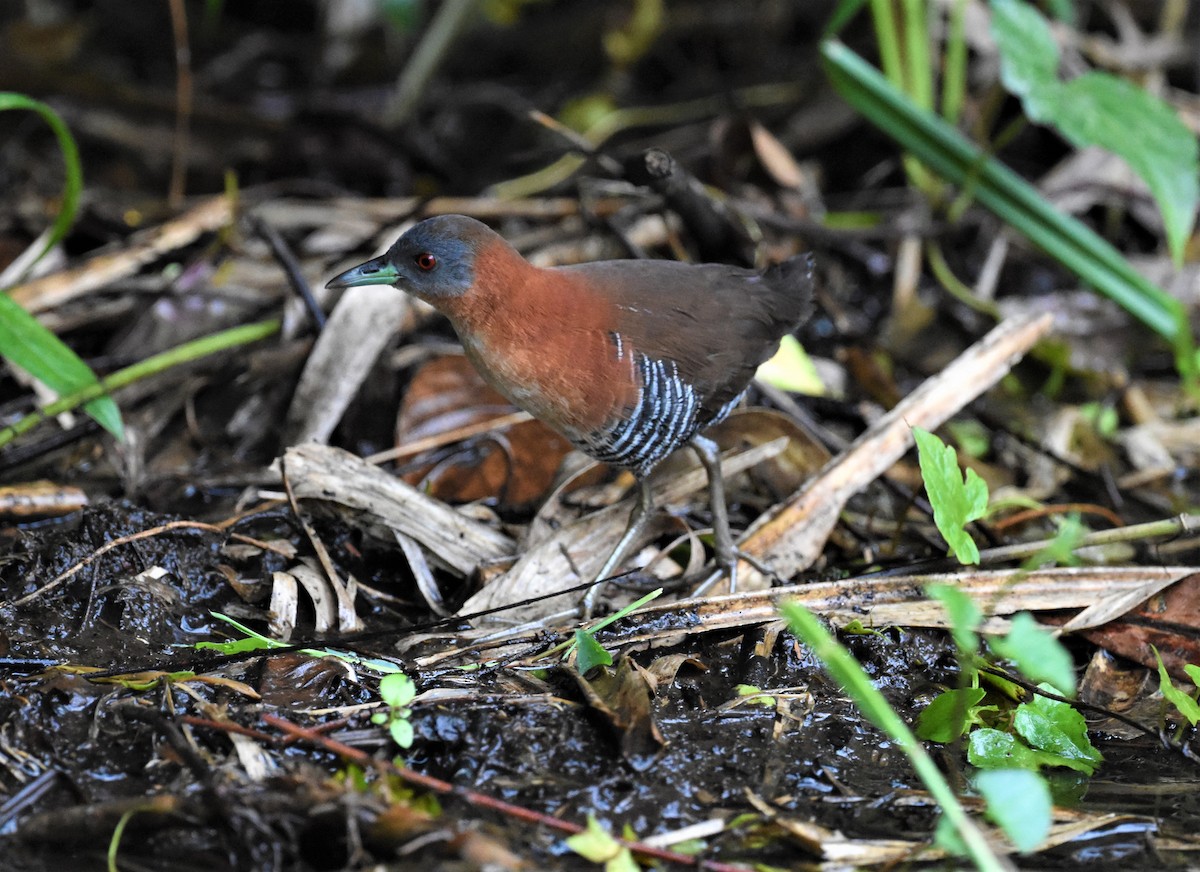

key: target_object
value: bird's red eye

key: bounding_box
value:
[415,252,437,271]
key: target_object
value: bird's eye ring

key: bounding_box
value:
[415,252,438,271]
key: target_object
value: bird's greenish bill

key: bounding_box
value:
[326,257,399,290]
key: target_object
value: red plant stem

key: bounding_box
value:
[260,713,748,871]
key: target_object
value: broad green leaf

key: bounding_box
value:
[820,39,1189,353]
[0,294,122,437]
[967,728,1065,771]
[988,612,1076,696]
[1185,663,1200,690]
[974,769,1052,852]
[1013,690,1102,774]
[1154,648,1200,726]
[991,0,1198,263]
[927,582,982,654]
[990,0,1059,99]
[1046,72,1198,265]
[917,687,988,742]
[913,427,988,564]
[574,629,613,674]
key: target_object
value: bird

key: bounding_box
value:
[327,214,814,613]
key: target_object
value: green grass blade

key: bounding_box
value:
[782,602,1006,869]
[0,319,280,448]
[820,40,1189,349]
[0,294,123,437]
[0,92,122,437]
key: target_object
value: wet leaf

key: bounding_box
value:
[1012,690,1102,774]
[967,728,1064,771]
[396,355,570,507]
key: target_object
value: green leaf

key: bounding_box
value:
[1020,514,1085,571]
[974,769,1052,852]
[782,602,1006,870]
[990,0,1199,264]
[988,613,1076,696]
[926,583,982,655]
[575,629,613,674]
[946,419,990,459]
[917,687,989,742]
[195,613,287,654]
[1154,648,1200,726]
[389,718,414,750]
[379,672,416,708]
[735,684,777,707]
[1185,663,1200,690]
[756,335,825,395]
[967,728,1066,771]
[913,427,988,564]
[1012,692,1102,774]
[566,816,624,864]
[990,0,1060,99]
[1049,74,1198,265]
[0,93,82,267]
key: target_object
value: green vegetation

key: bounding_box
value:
[372,673,417,750]
[0,93,122,438]
[914,426,989,565]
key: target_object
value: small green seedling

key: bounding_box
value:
[1153,647,1200,727]
[735,684,776,707]
[372,673,417,750]
[566,815,640,872]
[541,587,663,668]
[913,426,988,565]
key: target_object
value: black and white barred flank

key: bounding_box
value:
[579,345,743,477]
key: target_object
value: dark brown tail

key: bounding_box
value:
[763,252,816,330]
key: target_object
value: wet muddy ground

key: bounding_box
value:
[4,0,1200,869]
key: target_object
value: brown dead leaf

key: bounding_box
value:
[569,653,664,769]
[396,355,572,507]
[1080,572,1200,679]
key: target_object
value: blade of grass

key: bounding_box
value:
[782,602,1006,870]
[0,318,280,448]
[820,40,1188,353]
[0,92,123,437]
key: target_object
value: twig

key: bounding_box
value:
[167,0,193,208]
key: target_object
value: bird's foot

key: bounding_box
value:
[691,546,777,597]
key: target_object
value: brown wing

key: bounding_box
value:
[556,255,814,420]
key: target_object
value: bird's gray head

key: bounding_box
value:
[326,214,496,300]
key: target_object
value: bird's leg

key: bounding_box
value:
[689,434,738,591]
[583,476,654,617]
